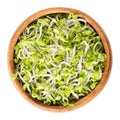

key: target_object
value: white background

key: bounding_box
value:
[0,0,120,119]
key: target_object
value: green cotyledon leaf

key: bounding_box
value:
[10,73,17,80]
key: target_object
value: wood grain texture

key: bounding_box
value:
[7,7,112,112]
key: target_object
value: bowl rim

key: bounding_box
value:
[7,7,112,112]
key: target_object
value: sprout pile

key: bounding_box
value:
[13,13,106,107]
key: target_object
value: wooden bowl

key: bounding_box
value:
[7,7,112,112]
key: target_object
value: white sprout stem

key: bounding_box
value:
[66,18,87,26]
[71,79,80,86]
[41,74,53,84]
[65,19,74,27]
[65,18,86,28]
[17,72,26,83]
[27,26,35,33]
[37,19,48,26]
[47,16,57,23]
[29,75,39,83]
[41,91,49,99]
[27,30,35,38]
[26,84,31,93]
[36,44,43,52]
[66,49,69,63]
[62,29,69,39]
[93,41,101,51]
[46,77,53,84]
[56,14,59,21]
[82,26,94,32]
[50,87,58,93]
[59,61,70,67]
[44,64,51,74]
[77,18,87,25]
[66,75,71,85]
[77,57,83,71]
[18,50,24,59]
[41,90,55,101]
[31,34,38,40]
[66,72,78,85]
[50,45,58,57]
[16,64,20,71]
[48,94,54,101]
[47,16,57,29]
[66,19,76,23]
[82,41,89,54]
[22,47,27,58]
[32,64,36,75]
[58,86,67,90]
[78,93,85,97]
[26,27,30,34]
[41,74,52,77]
[39,25,42,38]
[71,45,76,58]
[62,96,68,102]
[22,45,30,58]
[70,72,78,80]
[21,31,26,39]
[50,62,57,67]
[92,61,98,65]
[71,91,79,99]
[20,67,24,74]
[41,91,48,95]
[87,87,91,92]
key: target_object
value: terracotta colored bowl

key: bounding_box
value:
[7,7,112,112]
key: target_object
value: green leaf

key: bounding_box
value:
[38,18,50,26]
[90,71,101,80]
[55,95,61,100]
[10,74,17,80]
[39,40,46,46]
[57,81,64,86]
[37,95,42,100]
[22,83,27,91]
[90,82,97,89]
[64,88,71,97]
[69,104,75,108]
[82,30,92,36]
